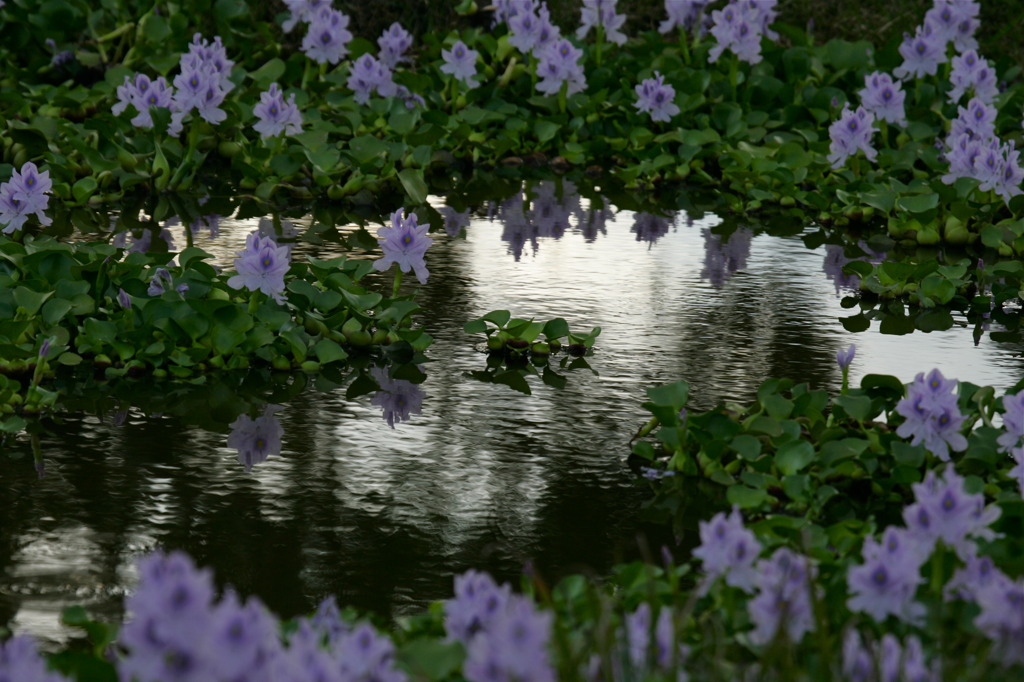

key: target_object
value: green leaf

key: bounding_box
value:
[314,338,348,364]
[13,287,53,315]
[464,319,488,334]
[776,440,815,475]
[730,434,762,461]
[249,58,286,87]
[398,639,465,680]
[72,176,98,204]
[482,310,511,327]
[542,317,569,339]
[833,394,874,422]
[727,484,769,509]
[534,120,561,144]
[41,297,73,325]
[493,370,531,394]
[397,168,427,204]
[646,381,690,410]
[896,193,939,214]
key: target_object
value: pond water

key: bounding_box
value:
[1,180,1021,645]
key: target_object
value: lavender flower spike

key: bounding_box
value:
[827,105,877,169]
[373,209,433,284]
[577,0,628,45]
[301,6,353,65]
[441,40,480,88]
[634,72,679,123]
[378,21,413,69]
[227,232,291,302]
[253,83,303,138]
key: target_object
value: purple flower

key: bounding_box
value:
[507,0,545,54]
[113,73,175,129]
[973,570,1024,666]
[117,288,132,310]
[701,227,751,287]
[0,635,71,682]
[634,72,679,122]
[377,22,412,69]
[226,231,291,302]
[747,547,817,645]
[253,83,303,138]
[301,6,353,65]
[949,50,998,104]
[577,0,628,46]
[370,366,424,428]
[441,40,480,88]
[708,1,778,65]
[836,344,856,371]
[1010,447,1024,498]
[282,0,330,32]
[0,161,52,234]
[227,404,284,471]
[535,38,587,96]
[445,570,513,643]
[895,369,967,461]
[847,526,927,623]
[624,603,682,672]
[372,209,433,284]
[172,55,227,125]
[347,53,397,105]
[858,71,907,126]
[659,0,710,34]
[186,33,234,93]
[692,507,762,592]
[463,594,555,682]
[894,22,947,80]
[828,105,877,169]
[336,622,407,681]
[439,206,471,237]
[902,467,1001,559]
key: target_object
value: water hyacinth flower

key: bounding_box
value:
[634,72,679,122]
[0,161,53,233]
[227,231,291,302]
[373,209,432,284]
[902,466,1001,559]
[692,506,761,592]
[377,22,413,69]
[440,40,480,88]
[281,0,330,32]
[462,594,556,682]
[227,404,284,471]
[747,547,818,645]
[847,526,927,623]
[301,6,353,65]
[253,83,303,138]
[858,71,907,126]
[347,53,398,104]
[828,105,877,169]
[445,570,513,643]
[506,0,545,54]
[971,567,1024,665]
[113,73,175,129]
[948,50,998,104]
[659,0,710,34]
[370,366,424,429]
[708,0,778,65]
[836,344,856,371]
[536,38,587,96]
[1010,448,1024,498]
[893,23,946,80]
[147,267,188,296]
[0,635,71,681]
[577,0,628,46]
[173,53,227,125]
[894,369,967,461]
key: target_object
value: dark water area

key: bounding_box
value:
[2,180,1022,644]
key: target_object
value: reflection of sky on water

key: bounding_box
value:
[7,180,1024,644]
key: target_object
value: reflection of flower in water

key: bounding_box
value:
[227,405,284,471]
[113,226,176,253]
[498,193,538,261]
[823,242,886,295]
[439,206,471,237]
[631,212,672,247]
[701,227,752,287]
[258,216,298,244]
[530,181,573,239]
[577,195,614,242]
[370,367,424,428]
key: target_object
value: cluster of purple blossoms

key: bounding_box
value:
[0,635,70,681]
[0,162,52,234]
[577,0,627,45]
[847,526,928,623]
[172,33,236,127]
[301,6,354,65]
[227,231,291,302]
[701,227,751,287]
[902,466,1001,559]
[377,22,413,68]
[692,507,762,592]
[842,631,938,682]
[827,105,877,169]
[253,83,303,138]
[444,570,556,682]
[708,0,779,65]
[858,72,908,127]
[370,367,424,428]
[634,72,679,122]
[112,73,174,129]
[941,98,1024,203]
[281,0,331,32]
[227,404,284,471]
[659,0,711,34]
[948,49,998,104]
[894,0,980,80]
[506,0,561,57]
[747,547,818,645]
[441,40,481,88]
[536,38,587,96]
[894,369,967,461]
[997,390,1024,453]
[373,209,433,284]
[347,53,398,104]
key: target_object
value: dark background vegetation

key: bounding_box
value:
[328,0,1024,65]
